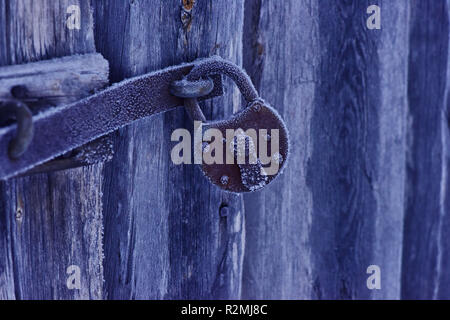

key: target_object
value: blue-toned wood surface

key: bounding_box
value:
[0,0,449,300]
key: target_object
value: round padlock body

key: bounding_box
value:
[201,100,289,193]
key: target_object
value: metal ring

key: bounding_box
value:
[171,58,260,124]
[170,77,214,98]
[186,57,259,102]
[0,99,34,159]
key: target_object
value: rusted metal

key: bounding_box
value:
[0,98,33,159]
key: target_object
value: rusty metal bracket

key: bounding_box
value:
[0,56,224,180]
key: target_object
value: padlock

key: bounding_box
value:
[171,57,290,193]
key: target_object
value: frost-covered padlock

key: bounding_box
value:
[171,57,289,193]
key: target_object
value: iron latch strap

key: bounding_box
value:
[0,58,223,180]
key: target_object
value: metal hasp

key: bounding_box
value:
[171,57,290,193]
[0,56,223,180]
[0,55,289,194]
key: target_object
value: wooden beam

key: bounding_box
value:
[0,0,104,299]
[0,53,109,108]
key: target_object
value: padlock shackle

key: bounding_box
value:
[171,57,290,193]
[186,56,259,103]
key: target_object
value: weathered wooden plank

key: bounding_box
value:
[0,53,108,107]
[0,53,112,176]
[370,0,409,300]
[242,0,409,299]
[242,0,318,299]
[94,0,245,299]
[0,0,95,66]
[0,0,105,299]
[401,0,450,299]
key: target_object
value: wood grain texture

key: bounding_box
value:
[242,0,409,299]
[1,0,449,300]
[0,0,105,299]
[308,0,409,300]
[401,0,450,299]
[94,0,245,299]
[0,0,95,66]
[0,53,109,108]
[242,0,318,299]
[370,0,409,300]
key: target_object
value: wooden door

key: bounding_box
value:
[94,0,245,299]
[1,0,449,300]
